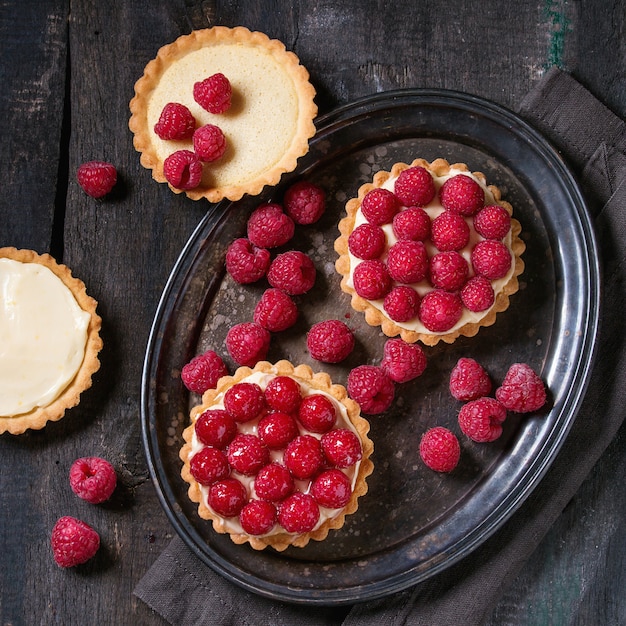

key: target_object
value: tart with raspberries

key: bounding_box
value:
[335,158,525,345]
[180,360,374,551]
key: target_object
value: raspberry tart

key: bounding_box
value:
[180,360,374,551]
[335,158,525,345]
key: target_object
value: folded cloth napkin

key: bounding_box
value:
[135,68,626,625]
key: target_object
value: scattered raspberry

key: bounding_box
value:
[380,338,427,383]
[311,469,352,508]
[360,188,400,225]
[431,211,470,251]
[383,286,421,323]
[193,124,227,162]
[394,166,436,206]
[347,365,395,415]
[419,427,461,472]
[163,149,203,190]
[195,409,238,449]
[439,174,485,216]
[306,319,354,363]
[69,457,117,504]
[264,376,302,413]
[51,516,100,568]
[347,223,387,260]
[321,429,363,468]
[461,276,495,312]
[283,180,326,225]
[253,463,294,502]
[239,499,277,535]
[449,357,492,401]
[386,240,429,284]
[77,161,117,198]
[267,251,316,295]
[224,382,266,423]
[225,322,271,367]
[392,207,431,241]
[429,251,469,291]
[278,492,320,533]
[253,288,298,332]
[247,203,295,249]
[227,433,270,476]
[473,204,511,240]
[419,290,463,332]
[352,259,392,300]
[193,72,232,114]
[225,238,271,284]
[189,446,231,486]
[257,411,299,450]
[153,102,196,140]
[208,478,247,517]
[284,434,325,479]
[298,394,337,433]
[458,397,507,442]
[471,240,512,280]
[495,363,547,413]
[181,349,229,394]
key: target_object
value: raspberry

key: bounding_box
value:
[311,469,352,508]
[429,251,469,291]
[284,434,325,479]
[193,124,227,162]
[181,350,229,394]
[392,207,431,241]
[247,203,295,249]
[473,204,511,239]
[298,394,337,433]
[253,288,298,332]
[419,290,463,332]
[320,428,363,468]
[225,322,271,367]
[419,427,461,472]
[383,286,421,323]
[163,149,203,190]
[380,338,427,383]
[458,397,507,442]
[449,357,492,401]
[257,411,299,449]
[461,276,495,312]
[471,240,512,280]
[225,238,271,284]
[264,376,302,413]
[283,180,326,225]
[189,446,231,486]
[69,457,117,504]
[386,240,429,284]
[278,492,320,533]
[439,174,485,216]
[347,365,395,415]
[195,409,238,449]
[239,499,277,535]
[227,434,270,476]
[51,516,100,568]
[306,319,354,363]
[347,223,387,260]
[224,382,266,423]
[267,251,316,295]
[360,188,400,225]
[153,102,196,140]
[76,161,117,198]
[394,166,436,206]
[193,72,232,114]
[352,259,392,300]
[431,211,470,251]
[208,478,247,517]
[254,463,294,501]
[495,363,547,413]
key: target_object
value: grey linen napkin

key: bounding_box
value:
[135,68,626,625]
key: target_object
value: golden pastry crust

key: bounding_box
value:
[334,158,525,346]
[129,26,317,202]
[0,248,102,435]
[180,359,374,551]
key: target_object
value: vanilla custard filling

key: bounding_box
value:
[190,369,361,536]
[0,259,90,416]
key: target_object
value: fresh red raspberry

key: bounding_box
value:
[227,434,270,476]
[224,382,266,423]
[347,365,395,414]
[194,409,238,449]
[77,161,117,198]
[306,319,354,363]
[298,394,337,433]
[429,251,469,291]
[283,180,326,225]
[257,411,299,449]
[360,188,400,225]
[321,429,363,468]
[284,434,325,479]
[193,72,232,114]
[69,457,117,504]
[311,469,352,508]
[392,207,431,241]
[473,204,511,239]
[394,166,436,206]
[247,203,295,249]
[278,492,320,533]
[380,338,427,383]
[439,174,485,216]
[495,363,547,413]
[181,349,229,394]
[471,240,512,280]
[458,397,507,442]
[51,516,100,568]
[253,463,294,502]
[239,499,277,535]
[419,427,461,472]
[347,223,387,260]
[386,240,429,284]
[431,211,470,251]
[461,276,495,312]
[208,478,247,517]
[253,288,298,332]
[225,322,271,366]
[153,102,196,140]
[163,149,203,190]
[383,286,421,322]
[352,259,392,300]
[225,238,271,284]
[189,446,231,486]
[193,124,227,162]
[267,251,316,295]
[264,376,302,413]
[419,290,463,332]
[449,357,492,401]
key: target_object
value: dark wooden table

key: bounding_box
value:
[1,1,624,624]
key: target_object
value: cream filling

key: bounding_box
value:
[190,368,361,536]
[0,259,90,416]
